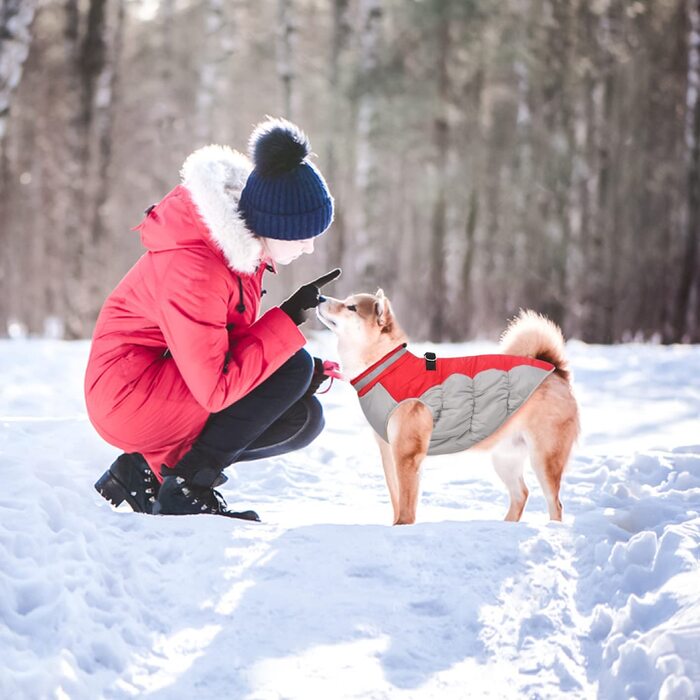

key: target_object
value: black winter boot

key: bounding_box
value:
[94,453,159,514]
[152,476,260,521]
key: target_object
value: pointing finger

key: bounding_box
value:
[309,267,342,289]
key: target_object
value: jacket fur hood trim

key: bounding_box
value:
[180,145,263,274]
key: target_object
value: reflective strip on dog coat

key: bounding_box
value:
[350,345,555,456]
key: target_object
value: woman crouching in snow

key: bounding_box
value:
[84,119,340,521]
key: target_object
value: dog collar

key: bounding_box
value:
[350,343,408,394]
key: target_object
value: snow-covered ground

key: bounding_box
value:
[0,334,698,699]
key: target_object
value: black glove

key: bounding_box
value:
[305,357,330,397]
[279,268,342,326]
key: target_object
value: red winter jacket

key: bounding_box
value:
[84,146,306,478]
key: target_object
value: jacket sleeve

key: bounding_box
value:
[157,251,306,413]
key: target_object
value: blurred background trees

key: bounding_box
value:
[1,0,698,343]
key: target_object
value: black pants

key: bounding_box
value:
[171,349,323,486]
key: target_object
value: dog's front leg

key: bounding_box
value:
[387,400,432,525]
[374,433,400,523]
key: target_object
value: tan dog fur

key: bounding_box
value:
[317,291,580,525]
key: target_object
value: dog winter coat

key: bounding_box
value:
[350,345,554,455]
[84,146,306,478]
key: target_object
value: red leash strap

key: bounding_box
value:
[316,360,342,394]
[316,378,334,394]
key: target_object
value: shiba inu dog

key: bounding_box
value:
[317,290,579,525]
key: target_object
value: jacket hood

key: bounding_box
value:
[138,145,264,274]
[181,145,264,273]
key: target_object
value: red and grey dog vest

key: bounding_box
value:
[350,344,554,455]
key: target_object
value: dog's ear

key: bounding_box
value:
[375,295,394,331]
[376,288,385,299]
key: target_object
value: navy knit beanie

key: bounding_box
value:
[238,118,334,240]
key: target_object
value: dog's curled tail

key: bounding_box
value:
[499,309,571,381]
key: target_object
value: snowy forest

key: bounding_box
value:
[1,0,700,344]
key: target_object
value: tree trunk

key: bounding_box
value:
[0,0,38,147]
[80,0,125,331]
[89,0,124,246]
[594,70,615,344]
[461,187,478,336]
[548,0,576,333]
[0,133,7,334]
[456,27,484,339]
[277,0,295,120]
[579,3,615,344]
[353,0,383,289]
[155,0,177,183]
[674,0,700,341]
[324,0,350,273]
[61,0,86,338]
[428,13,450,341]
[0,0,38,333]
[62,0,110,338]
[0,0,37,333]
[197,0,232,144]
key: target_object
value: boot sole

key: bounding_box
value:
[94,469,150,514]
[151,506,260,521]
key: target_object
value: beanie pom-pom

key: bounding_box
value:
[249,118,310,177]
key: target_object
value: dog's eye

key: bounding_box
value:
[346,304,357,312]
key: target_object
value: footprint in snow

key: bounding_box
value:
[517,612,556,650]
[346,565,399,585]
[409,599,450,617]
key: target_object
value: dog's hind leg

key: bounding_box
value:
[491,433,529,522]
[525,422,576,522]
[374,432,399,523]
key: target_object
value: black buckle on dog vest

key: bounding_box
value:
[424,351,437,371]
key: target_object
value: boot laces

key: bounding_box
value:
[177,480,229,515]
[201,487,229,514]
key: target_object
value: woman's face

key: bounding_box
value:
[260,236,316,265]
